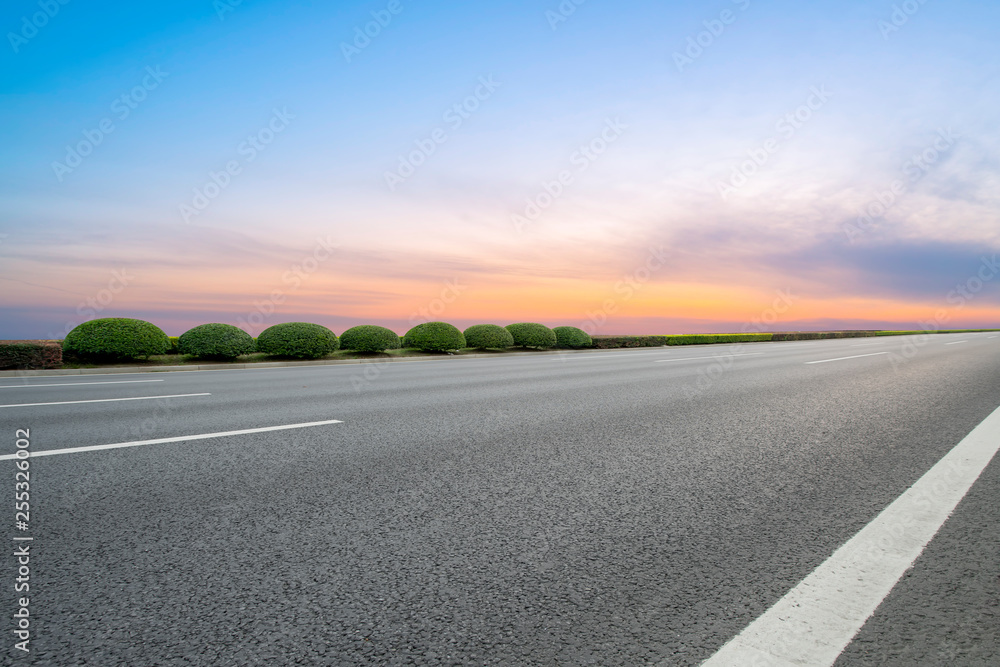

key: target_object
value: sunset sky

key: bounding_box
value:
[2,0,998,338]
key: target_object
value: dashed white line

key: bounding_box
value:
[0,419,343,460]
[849,342,888,347]
[0,380,165,389]
[0,393,210,409]
[945,340,968,345]
[699,403,1000,667]
[805,352,889,365]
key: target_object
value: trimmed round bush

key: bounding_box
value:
[178,323,256,360]
[340,325,401,352]
[553,326,593,349]
[505,322,557,349]
[403,322,466,352]
[463,324,514,350]
[63,318,170,360]
[257,322,339,359]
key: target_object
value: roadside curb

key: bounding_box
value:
[0,348,597,378]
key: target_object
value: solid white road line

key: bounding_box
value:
[945,340,968,345]
[0,393,209,409]
[805,352,889,365]
[0,380,165,389]
[654,353,766,363]
[699,404,1000,667]
[0,419,344,460]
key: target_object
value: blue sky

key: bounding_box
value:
[1,0,998,338]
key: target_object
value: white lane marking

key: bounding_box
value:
[805,352,888,365]
[990,336,998,339]
[0,380,165,389]
[0,393,209,409]
[849,342,888,347]
[945,340,968,345]
[654,353,766,363]
[0,419,344,460]
[699,404,1000,667]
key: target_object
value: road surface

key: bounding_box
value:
[2,332,998,665]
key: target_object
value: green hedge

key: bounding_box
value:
[0,341,62,369]
[591,335,664,348]
[257,322,339,359]
[553,326,592,349]
[403,322,466,352]
[63,318,170,360]
[340,325,401,352]
[772,331,875,341]
[872,329,999,337]
[591,334,773,348]
[463,324,514,350]
[178,323,256,360]
[167,336,180,354]
[505,323,557,349]
[667,333,773,345]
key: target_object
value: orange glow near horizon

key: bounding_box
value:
[4,246,997,338]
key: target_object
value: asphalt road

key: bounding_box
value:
[2,332,999,665]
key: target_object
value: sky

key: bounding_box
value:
[1,0,999,338]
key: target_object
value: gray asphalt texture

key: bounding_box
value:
[2,333,999,665]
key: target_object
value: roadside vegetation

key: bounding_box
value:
[0,317,997,370]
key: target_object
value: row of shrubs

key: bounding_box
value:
[4,319,994,369]
[44,318,596,363]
